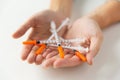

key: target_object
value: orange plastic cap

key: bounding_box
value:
[75,51,87,62]
[35,44,46,55]
[58,46,64,58]
[23,40,36,45]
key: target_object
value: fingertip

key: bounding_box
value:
[12,30,24,39]
[53,59,63,68]
[35,55,43,65]
[41,61,50,68]
[86,54,94,65]
[87,59,93,65]
[41,57,56,68]
[15,29,27,38]
[28,60,34,64]
[12,33,19,39]
[27,54,36,64]
[12,22,33,39]
[21,50,29,61]
[21,45,33,61]
[21,54,27,61]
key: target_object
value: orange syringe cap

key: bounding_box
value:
[75,50,87,62]
[35,44,47,55]
[58,45,64,58]
[23,40,37,45]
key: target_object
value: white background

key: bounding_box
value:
[0,0,120,80]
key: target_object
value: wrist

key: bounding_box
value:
[49,0,72,17]
[88,1,120,29]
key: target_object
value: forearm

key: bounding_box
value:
[89,0,120,29]
[50,0,73,17]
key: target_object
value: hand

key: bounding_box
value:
[41,17,103,68]
[12,10,67,64]
[64,17,103,65]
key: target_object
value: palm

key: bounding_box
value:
[27,10,67,40]
[42,17,103,68]
[13,12,103,68]
[13,10,67,64]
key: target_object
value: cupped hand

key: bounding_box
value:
[64,17,103,65]
[41,17,103,68]
[12,10,67,64]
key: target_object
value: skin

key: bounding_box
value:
[41,17,103,68]
[12,0,120,68]
[12,10,103,68]
[12,10,68,65]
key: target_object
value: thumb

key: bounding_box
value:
[12,18,34,39]
[86,36,103,65]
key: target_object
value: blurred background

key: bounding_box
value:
[0,0,120,80]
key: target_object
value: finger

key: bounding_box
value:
[64,54,74,59]
[45,49,72,59]
[35,55,43,65]
[64,49,72,54]
[86,36,103,65]
[12,18,34,39]
[42,48,53,58]
[53,55,82,68]
[64,49,74,59]
[27,45,39,64]
[21,45,33,60]
[42,47,57,58]
[41,57,57,68]
[46,51,58,59]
